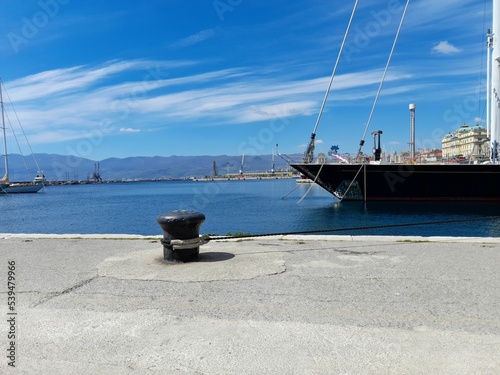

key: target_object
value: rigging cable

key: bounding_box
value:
[3,83,43,179]
[297,163,325,203]
[3,109,32,178]
[337,163,365,201]
[356,0,411,159]
[303,0,359,163]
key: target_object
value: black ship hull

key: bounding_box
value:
[291,163,500,201]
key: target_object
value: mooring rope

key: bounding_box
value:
[208,215,500,241]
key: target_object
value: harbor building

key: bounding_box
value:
[441,124,489,161]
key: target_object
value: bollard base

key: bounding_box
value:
[162,243,200,263]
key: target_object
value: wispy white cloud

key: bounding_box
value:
[431,41,462,55]
[0,56,472,147]
[239,102,317,123]
[6,60,193,102]
[8,61,137,101]
[403,0,486,31]
[172,29,217,48]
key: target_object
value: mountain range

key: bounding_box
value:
[4,153,299,181]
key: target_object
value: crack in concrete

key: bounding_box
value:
[33,276,98,307]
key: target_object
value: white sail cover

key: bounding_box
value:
[0,173,8,184]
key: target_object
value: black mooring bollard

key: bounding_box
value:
[156,210,208,263]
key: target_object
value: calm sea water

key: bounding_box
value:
[0,179,499,237]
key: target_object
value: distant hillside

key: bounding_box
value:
[4,153,301,181]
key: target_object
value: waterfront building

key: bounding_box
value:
[441,124,489,161]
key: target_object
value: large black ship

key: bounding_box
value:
[291,0,500,202]
[291,163,500,201]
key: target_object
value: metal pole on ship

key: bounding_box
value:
[492,0,500,162]
[487,29,493,141]
[409,104,416,160]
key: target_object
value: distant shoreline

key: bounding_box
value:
[41,171,299,185]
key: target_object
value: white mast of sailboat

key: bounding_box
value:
[0,80,9,184]
[239,154,244,175]
[271,147,275,174]
[491,0,500,162]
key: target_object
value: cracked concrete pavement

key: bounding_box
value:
[0,234,499,374]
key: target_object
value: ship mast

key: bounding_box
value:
[0,80,9,182]
[491,0,500,162]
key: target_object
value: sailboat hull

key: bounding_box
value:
[0,184,43,194]
[291,163,500,201]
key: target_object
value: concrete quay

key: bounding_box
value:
[0,233,499,375]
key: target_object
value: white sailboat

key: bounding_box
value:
[0,79,44,194]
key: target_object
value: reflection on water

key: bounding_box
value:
[0,179,498,237]
[306,200,500,237]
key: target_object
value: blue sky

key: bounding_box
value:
[0,0,493,160]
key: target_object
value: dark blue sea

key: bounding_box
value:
[1,179,499,237]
